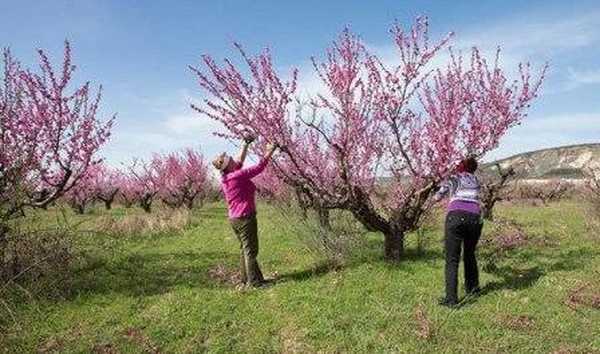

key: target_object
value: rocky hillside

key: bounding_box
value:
[486,143,600,179]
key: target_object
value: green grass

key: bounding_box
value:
[1,201,599,353]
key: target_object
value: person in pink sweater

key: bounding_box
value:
[212,137,278,288]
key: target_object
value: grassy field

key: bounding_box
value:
[1,201,599,353]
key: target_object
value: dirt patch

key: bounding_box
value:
[37,338,65,353]
[564,282,600,310]
[496,314,535,331]
[550,345,600,354]
[92,343,119,354]
[413,304,433,339]
[123,327,161,354]
[207,264,242,286]
[279,324,310,353]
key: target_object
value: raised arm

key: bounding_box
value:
[229,143,278,180]
[236,135,256,167]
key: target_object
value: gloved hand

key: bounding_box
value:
[243,134,256,145]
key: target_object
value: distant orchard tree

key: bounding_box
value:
[157,148,211,209]
[64,164,101,214]
[127,157,163,213]
[91,163,121,210]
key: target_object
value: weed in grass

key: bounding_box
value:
[413,303,433,340]
[91,343,119,354]
[207,264,242,286]
[564,282,600,310]
[496,314,536,331]
[123,327,162,354]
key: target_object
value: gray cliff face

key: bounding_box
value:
[486,143,600,179]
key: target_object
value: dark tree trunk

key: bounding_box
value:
[349,190,405,261]
[140,195,153,213]
[72,204,85,214]
[104,200,113,210]
[0,224,7,280]
[317,207,331,230]
[383,231,405,262]
[294,188,309,220]
[482,203,495,221]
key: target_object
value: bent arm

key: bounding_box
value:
[434,176,457,202]
[229,159,269,180]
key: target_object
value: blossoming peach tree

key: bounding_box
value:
[0,42,114,272]
[190,17,546,261]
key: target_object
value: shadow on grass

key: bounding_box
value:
[481,265,544,294]
[465,247,600,304]
[277,261,343,282]
[69,250,234,298]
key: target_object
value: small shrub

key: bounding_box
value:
[97,208,193,238]
[0,224,81,301]
[274,203,367,266]
[582,168,600,240]
[481,218,528,252]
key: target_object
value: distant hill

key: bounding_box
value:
[486,143,600,179]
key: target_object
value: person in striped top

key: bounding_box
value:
[434,156,483,308]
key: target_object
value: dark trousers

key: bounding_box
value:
[444,210,483,302]
[230,214,264,286]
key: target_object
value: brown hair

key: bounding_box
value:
[458,156,478,173]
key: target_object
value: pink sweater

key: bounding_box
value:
[221,159,268,219]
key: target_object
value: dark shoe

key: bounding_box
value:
[438,297,459,308]
[466,287,481,297]
[248,280,273,289]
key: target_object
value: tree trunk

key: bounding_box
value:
[383,231,404,262]
[0,224,8,281]
[317,207,331,230]
[73,204,85,214]
[104,200,113,210]
[140,196,153,213]
[482,205,494,221]
[294,188,309,220]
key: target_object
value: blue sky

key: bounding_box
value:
[1,0,599,166]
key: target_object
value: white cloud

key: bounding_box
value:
[163,114,221,136]
[459,11,600,55]
[565,67,600,90]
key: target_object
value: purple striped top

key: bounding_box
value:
[435,172,482,215]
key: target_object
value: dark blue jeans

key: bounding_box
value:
[444,210,483,302]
